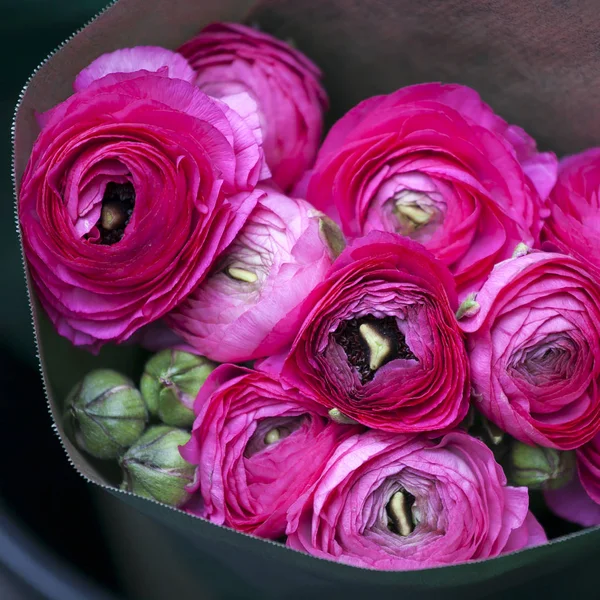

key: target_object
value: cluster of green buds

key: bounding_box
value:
[63,350,216,507]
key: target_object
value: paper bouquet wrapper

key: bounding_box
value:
[12,0,600,598]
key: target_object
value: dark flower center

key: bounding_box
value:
[95,182,135,245]
[333,316,416,383]
[386,489,416,536]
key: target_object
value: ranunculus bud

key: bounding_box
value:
[286,430,546,569]
[140,350,216,427]
[120,426,194,507]
[64,369,148,459]
[167,185,340,362]
[507,441,576,490]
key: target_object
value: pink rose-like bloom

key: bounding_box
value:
[545,433,600,527]
[286,430,546,569]
[73,46,197,91]
[19,71,268,348]
[461,251,600,450]
[265,232,470,434]
[181,365,357,538]
[543,148,600,278]
[178,22,328,192]
[307,83,557,295]
[166,185,340,362]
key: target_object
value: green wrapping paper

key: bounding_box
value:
[12,0,600,597]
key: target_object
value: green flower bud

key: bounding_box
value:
[456,293,480,320]
[64,369,148,459]
[140,350,216,427]
[119,426,195,507]
[507,440,576,490]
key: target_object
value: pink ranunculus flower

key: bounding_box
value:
[263,232,470,434]
[165,185,342,362]
[178,22,328,192]
[545,433,600,527]
[18,72,268,349]
[286,430,546,569]
[73,46,266,155]
[307,83,557,295]
[460,250,600,450]
[73,46,197,91]
[180,365,358,539]
[543,148,600,278]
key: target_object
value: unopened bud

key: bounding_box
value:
[64,369,148,459]
[120,426,195,507]
[140,350,216,427]
[507,440,576,490]
[456,293,480,320]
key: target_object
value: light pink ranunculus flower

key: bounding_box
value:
[286,430,546,569]
[73,46,197,91]
[18,72,267,349]
[545,433,600,527]
[166,185,341,362]
[263,231,470,434]
[543,148,600,278]
[307,83,557,296]
[461,251,600,450]
[181,365,358,539]
[178,22,328,192]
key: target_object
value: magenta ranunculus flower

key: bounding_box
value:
[545,433,600,527]
[18,71,268,348]
[307,83,557,295]
[263,231,470,434]
[73,46,197,91]
[180,365,357,539]
[460,250,600,450]
[286,430,546,569]
[178,22,328,192]
[166,185,341,362]
[543,148,600,278]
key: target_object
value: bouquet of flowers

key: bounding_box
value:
[12,0,600,595]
